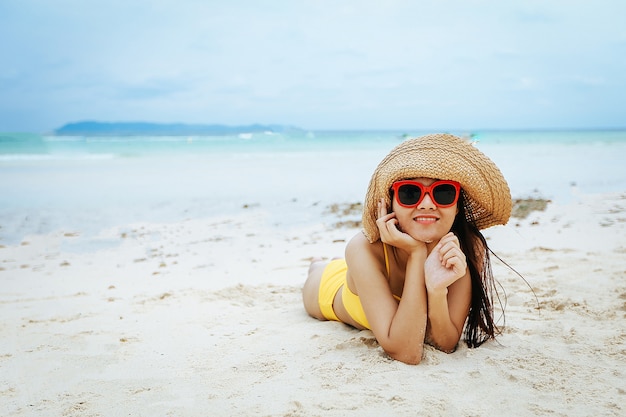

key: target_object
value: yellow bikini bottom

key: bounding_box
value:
[318,259,371,329]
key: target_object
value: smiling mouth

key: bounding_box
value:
[414,216,438,224]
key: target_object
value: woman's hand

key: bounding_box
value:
[424,232,467,293]
[376,198,425,256]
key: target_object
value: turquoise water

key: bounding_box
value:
[1,130,625,244]
[2,129,625,159]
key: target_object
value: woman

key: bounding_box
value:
[302,133,512,365]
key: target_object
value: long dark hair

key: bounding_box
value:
[451,190,502,347]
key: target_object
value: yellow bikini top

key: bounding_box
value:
[383,243,401,301]
[383,242,391,278]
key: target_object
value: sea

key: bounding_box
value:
[1,129,625,245]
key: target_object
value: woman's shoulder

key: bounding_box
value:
[346,232,385,265]
[347,231,379,251]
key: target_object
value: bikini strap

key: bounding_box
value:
[382,242,391,278]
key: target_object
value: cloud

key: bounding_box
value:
[1,0,625,131]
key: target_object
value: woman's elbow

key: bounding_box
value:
[425,332,460,354]
[386,346,424,365]
[440,343,458,354]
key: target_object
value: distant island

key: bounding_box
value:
[54,121,302,136]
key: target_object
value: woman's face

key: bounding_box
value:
[391,177,459,243]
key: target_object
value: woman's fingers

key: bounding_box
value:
[376,198,399,242]
[377,216,399,242]
[437,234,466,274]
[437,233,460,257]
[377,198,388,218]
[444,253,465,269]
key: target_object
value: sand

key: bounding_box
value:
[1,192,625,416]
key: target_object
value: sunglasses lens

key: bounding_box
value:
[397,184,422,206]
[432,183,458,206]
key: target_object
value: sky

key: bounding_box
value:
[1,0,625,132]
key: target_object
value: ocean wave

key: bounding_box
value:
[0,153,117,162]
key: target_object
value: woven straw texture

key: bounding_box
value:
[362,133,512,243]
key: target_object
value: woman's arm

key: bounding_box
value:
[345,234,428,365]
[425,274,471,352]
[346,197,439,364]
[424,233,472,352]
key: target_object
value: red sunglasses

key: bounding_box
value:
[391,180,461,208]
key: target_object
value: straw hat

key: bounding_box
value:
[362,133,512,243]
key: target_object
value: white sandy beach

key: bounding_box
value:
[1,191,625,416]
